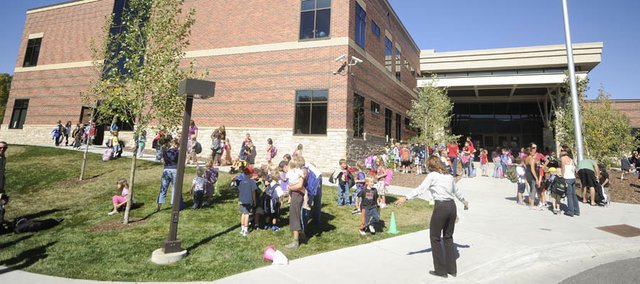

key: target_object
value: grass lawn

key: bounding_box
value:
[0,145,432,281]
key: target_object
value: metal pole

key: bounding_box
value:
[163,95,193,253]
[561,0,585,162]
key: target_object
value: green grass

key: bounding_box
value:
[0,145,432,281]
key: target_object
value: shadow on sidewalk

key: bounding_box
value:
[0,241,57,275]
[407,243,470,259]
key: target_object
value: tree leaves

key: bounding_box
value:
[407,75,459,145]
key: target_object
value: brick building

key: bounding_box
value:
[1,0,419,170]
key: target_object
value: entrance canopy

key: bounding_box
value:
[417,42,602,103]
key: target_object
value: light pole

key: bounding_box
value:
[561,0,585,162]
[151,79,215,264]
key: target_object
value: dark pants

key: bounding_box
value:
[192,190,204,209]
[430,200,457,275]
[311,178,323,225]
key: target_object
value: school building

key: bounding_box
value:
[1,0,636,170]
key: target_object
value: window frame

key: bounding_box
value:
[395,113,402,141]
[354,2,366,48]
[22,38,42,67]
[370,101,380,114]
[299,0,332,40]
[384,36,393,72]
[395,47,402,81]
[371,20,381,38]
[294,89,329,135]
[9,99,29,129]
[384,108,392,140]
[353,93,365,138]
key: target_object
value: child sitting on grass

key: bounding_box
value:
[191,167,206,209]
[108,178,129,216]
[358,176,380,235]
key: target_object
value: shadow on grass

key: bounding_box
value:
[0,241,57,275]
[0,235,33,250]
[407,243,470,259]
[305,211,336,241]
[186,224,241,252]
[14,219,63,234]
[18,208,67,221]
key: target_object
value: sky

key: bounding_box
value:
[1,0,638,99]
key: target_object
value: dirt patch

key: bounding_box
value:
[607,171,640,204]
[59,176,100,188]
[88,217,149,233]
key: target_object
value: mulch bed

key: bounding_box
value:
[607,171,640,204]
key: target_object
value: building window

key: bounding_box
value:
[353,94,365,138]
[295,90,328,135]
[395,113,402,141]
[370,101,380,114]
[300,0,331,40]
[22,38,42,67]
[404,117,411,129]
[385,36,393,72]
[371,20,380,38]
[355,2,366,48]
[395,47,401,81]
[9,99,29,129]
[384,108,392,140]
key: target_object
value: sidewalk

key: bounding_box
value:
[2,170,640,283]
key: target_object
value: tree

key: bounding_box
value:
[582,87,639,163]
[407,75,459,145]
[84,0,200,224]
[553,74,589,152]
[0,74,12,123]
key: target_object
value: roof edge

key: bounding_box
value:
[27,0,100,14]
[421,42,603,58]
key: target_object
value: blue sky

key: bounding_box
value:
[1,0,638,99]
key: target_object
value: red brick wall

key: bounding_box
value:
[610,101,640,128]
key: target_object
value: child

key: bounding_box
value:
[238,167,258,237]
[515,162,526,205]
[375,159,388,208]
[287,160,310,210]
[263,172,282,231]
[598,164,610,205]
[358,177,380,235]
[137,130,147,158]
[492,152,502,178]
[110,130,121,159]
[265,138,277,169]
[352,161,366,215]
[188,136,199,165]
[108,179,129,216]
[480,149,489,177]
[191,167,206,209]
[547,167,563,214]
[336,159,352,206]
[204,159,219,206]
[278,160,290,202]
[253,169,267,230]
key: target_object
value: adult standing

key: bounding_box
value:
[0,141,8,224]
[396,156,469,278]
[286,161,306,249]
[525,143,542,210]
[446,141,460,177]
[577,157,599,206]
[156,139,182,211]
[560,147,579,217]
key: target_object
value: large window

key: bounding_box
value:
[354,2,366,48]
[295,90,328,135]
[22,38,42,67]
[353,94,365,138]
[371,20,381,38]
[300,0,331,40]
[9,99,29,129]
[395,47,402,81]
[384,36,393,72]
[395,113,402,141]
[385,108,392,140]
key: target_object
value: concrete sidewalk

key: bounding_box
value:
[2,171,640,283]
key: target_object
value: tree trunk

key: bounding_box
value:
[123,113,142,224]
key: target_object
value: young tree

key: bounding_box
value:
[84,0,200,224]
[0,74,12,123]
[553,75,589,152]
[407,75,459,145]
[582,87,639,163]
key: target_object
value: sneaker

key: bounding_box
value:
[359,229,366,236]
[263,225,270,230]
[517,201,525,205]
[107,211,117,216]
[284,241,299,249]
[351,208,361,214]
[369,225,376,234]
[553,209,558,215]
[241,231,248,237]
[271,225,280,232]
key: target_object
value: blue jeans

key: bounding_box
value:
[157,169,182,205]
[338,182,351,206]
[311,178,323,225]
[449,157,458,176]
[155,148,163,161]
[565,178,580,215]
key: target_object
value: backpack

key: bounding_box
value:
[384,168,394,185]
[401,149,410,161]
[211,137,221,152]
[194,141,202,154]
[270,146,278,159]
[103,148,113,161]
[365,155,375,169]
[550,176,567,198]
[305,170,321,197]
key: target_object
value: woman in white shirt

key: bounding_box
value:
[397,156,469,278]
[560,147,579,217]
